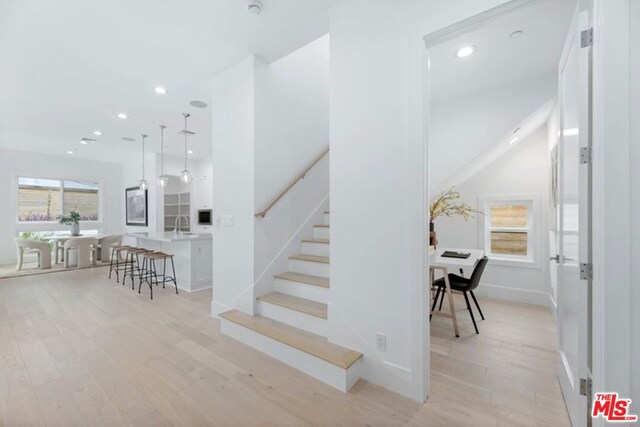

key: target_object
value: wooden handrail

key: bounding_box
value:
[255,146,329,218]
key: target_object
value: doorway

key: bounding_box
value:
[423,0,592,425]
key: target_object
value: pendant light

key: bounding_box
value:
[179,113,194,184]
[139,134,149,190]
[157,125,169,187]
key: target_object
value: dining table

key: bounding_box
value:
[429,247,485,337]
[47,234,102,264]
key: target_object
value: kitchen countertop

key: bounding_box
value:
[126,232,212,242]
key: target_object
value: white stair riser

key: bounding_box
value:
[257,300,328,337]
[302,242,330,257]
[289,259,329,278]
[323,213,330,225]
[313,227,330,239]
[273,278,329,304]
[220,320,361,392]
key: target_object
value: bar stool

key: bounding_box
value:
[122,247,151,290]
[108,245,132,283]
[139,252,178,300]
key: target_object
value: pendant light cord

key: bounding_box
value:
[141,134,147,180]
[183,113,189,170]
[159,125,166,175]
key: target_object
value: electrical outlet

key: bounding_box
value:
[376,334,387,352]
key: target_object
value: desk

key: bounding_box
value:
[429,248,484,337]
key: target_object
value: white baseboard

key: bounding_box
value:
[474,282,550,306]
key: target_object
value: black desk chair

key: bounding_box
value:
[431,256,489,334]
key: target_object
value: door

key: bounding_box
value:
[557,4,593,427]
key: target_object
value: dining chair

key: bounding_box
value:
[63,237,98,268]
[14,238,52,270]
[96,234,123,262]
[432,256,489,334]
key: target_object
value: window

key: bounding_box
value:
[480,195,540,267]
[17,177,100,222]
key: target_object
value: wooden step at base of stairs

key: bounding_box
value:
[289,254,329,264]
[258,292,327,319]
[274,272,329,289]
[302,238,329,244]
[314,224,330,228]
[219,310,362,392]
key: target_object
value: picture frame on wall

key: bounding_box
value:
[125,186,148,226]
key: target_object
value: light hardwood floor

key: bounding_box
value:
[0,268,570,426]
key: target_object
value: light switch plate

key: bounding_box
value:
[217,215,234,226]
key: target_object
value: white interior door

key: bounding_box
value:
[557,5,592,427]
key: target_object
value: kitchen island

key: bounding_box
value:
[126,232,212,292]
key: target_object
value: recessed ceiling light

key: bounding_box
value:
[563,128,579,136]
[122,137,135,142]
[93,130,102,136]
[508,136,519,145]
[66,150,74,155]
[154,86,167,94]
[80,139,88,145]
[189,100,208,108]
[187,150,194,154]
[455,45,475,58]
[509,30,524,40]
[117,113,128,119]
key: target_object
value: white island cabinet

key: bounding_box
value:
[126,232,212,292]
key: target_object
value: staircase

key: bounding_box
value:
[219,210,363,391]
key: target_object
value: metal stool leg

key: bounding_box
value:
[170,256,178,294]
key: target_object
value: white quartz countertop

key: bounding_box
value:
[126,232,212,242]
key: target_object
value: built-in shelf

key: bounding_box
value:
[164,191,191,232]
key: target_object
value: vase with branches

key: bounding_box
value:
[57,211,82,236]
[429,187,483,248]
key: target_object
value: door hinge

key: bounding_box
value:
[581,28,593,48]
[580,377,593,397]
[580,263,593,280]
[580,146,592,164]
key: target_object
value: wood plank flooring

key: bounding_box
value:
[0,268,570,426]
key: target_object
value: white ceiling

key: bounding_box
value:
[0,0,339,163]
[429,0,575,102]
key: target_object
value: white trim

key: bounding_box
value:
[422,0,537,48]
[474,282,550,307]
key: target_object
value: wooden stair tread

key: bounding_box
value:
[219,310,362,369]
[257,292,327,319]
[323,211,330,214]
[274,272,329,288]
[302,238,329,244]
[289,254,329,264]
[313,224,329,228]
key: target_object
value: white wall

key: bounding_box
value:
[433,126,551,306]
[328,0,513,402]
[254,34,330,293]
[210,56,257,316]
[211,36,331,314]
[430,75,556,192]
[0,148,123,264]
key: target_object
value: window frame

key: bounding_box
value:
[14,173,104,231]
[478,194,542,269]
